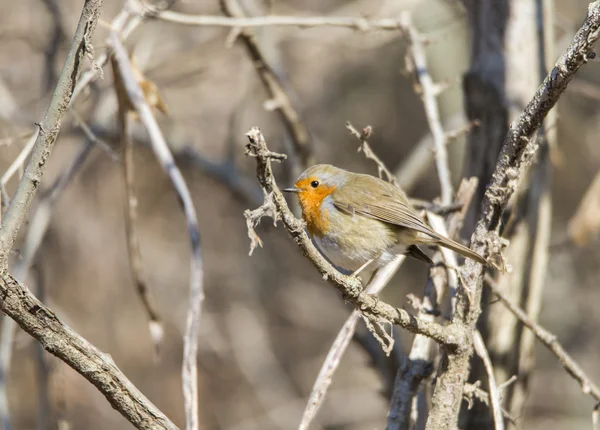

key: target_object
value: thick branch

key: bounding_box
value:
[0,274,177,429]
[0,0,102,267]
[425,2,600,428]
[244,127,460,347]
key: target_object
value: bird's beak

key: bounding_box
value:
[282,187,300,193]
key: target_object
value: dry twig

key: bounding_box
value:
[109,33,204,430]
[113,53,164,355]
[473,330,504,430]
[486,276,600,404]
[346,122,398,185]
[221,0,313,171]
[402,13,453,205]
[425,3,600,428]
[146,8,412,32]
[299,256,405,430]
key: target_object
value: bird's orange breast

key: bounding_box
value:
[295,178,336,237]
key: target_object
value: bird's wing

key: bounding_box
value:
[332,175,440,239]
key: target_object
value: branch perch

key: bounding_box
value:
[244,127,459,347]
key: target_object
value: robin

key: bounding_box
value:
[283,164,486,278]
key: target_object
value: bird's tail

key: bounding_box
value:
[436,236,487,265]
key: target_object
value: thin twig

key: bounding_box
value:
[221,0,313,170]
[0,139,95,430]
[109,33,204,430]
[473,330,504,430]
[145,8,410,31]
[113,55,164,355]
[244,127,458,346]
[69,0,142,109]
[463,381,516,424]
[299,256,405,430]
[425,3,600,428]
[0,132,38,193]
[486,276,600,404]
[346,122,398,185]
[402,13,453,205]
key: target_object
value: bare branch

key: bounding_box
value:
[145,8,409,32]
[113,54,164,355]
[244,127,459,346]
[0,139,95,429]
[221,0,313,170]
[0,0,102,266]
[425,3,600,428]
[0,132,37,193]
[486,276,600,404]
[0,274,178,429]
[346,122,398,185]
[109,33,204,430]
[473,330,504,430]
[299,256,405,430]
[402,13,453,205]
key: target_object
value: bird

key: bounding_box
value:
[283,164,486,279]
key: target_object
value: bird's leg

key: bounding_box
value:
[351,258,376,278]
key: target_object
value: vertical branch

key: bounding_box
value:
[0,139,95,430]
[403,14,453,205]
[110,34,204,430]
[114,58,164,354]
[426,2,600,429]
[464,1,555,427]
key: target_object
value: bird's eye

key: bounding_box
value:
[310,180,319,188]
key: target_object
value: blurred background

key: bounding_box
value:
[0,0,599,429]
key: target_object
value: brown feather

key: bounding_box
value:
[331,172,487,265]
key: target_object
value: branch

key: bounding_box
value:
[244,127,459,346]
[486,276,600,404]
[109,33,204,430]
[221,0,313,170]
[426,4,600,427]
[402,13,454,205]
[0,274,178,429]
[114,55,164,355]
[299,256,405,430]
[473,330,504,430]
[145,8,410,32]
[346,122,398,185]
[0,0,101,266]
[0,139,95,430]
